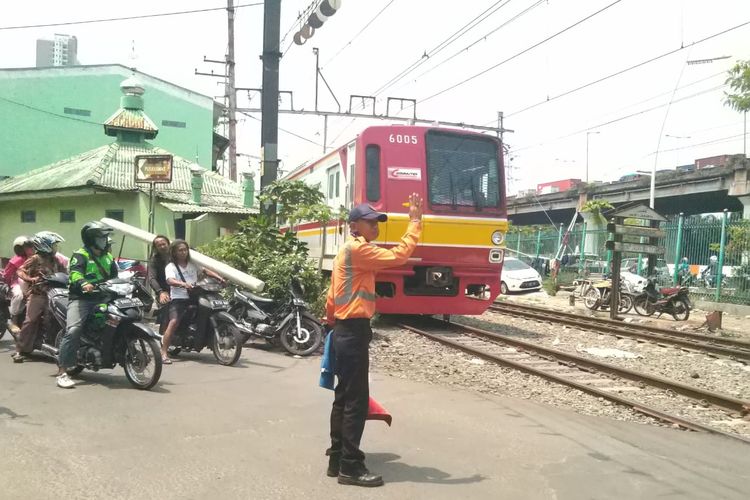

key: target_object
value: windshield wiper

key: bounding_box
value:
[449,171,457,210]
[469,175,483,212]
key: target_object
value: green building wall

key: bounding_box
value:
[0,191,244,261]
[0,65,217,177]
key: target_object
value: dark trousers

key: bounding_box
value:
[328,318,372,475]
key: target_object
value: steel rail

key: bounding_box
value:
[489,302,750,360]
[399,321,750,445]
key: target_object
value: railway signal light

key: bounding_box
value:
[293,0,342,45]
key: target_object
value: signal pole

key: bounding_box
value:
[260,0,281,210]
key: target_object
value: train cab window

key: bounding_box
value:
[365,145,381,202]
[426,131,500,210]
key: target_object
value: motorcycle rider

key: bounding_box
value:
[677,257,691,285]
[12,232,66,362]
[702,255,720,287]
[3,236,34,334]
[55,222,118,389]
[161,239,224,364]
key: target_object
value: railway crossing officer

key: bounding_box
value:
[324,193,423,487]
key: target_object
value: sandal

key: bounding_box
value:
[161,356,173,365]
[12,353,26,363]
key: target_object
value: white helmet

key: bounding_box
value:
[13,235,31,248]
[709,255,718,264]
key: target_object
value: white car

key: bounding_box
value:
[501,257,543,294]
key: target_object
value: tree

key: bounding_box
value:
[724,59,750,156]
[724,60,750,113]
[199,180,334,314]
[581,199,614,225]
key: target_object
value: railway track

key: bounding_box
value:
[399,317,750,444]
[488,301,750,361]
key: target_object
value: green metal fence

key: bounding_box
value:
[508,211,750,306]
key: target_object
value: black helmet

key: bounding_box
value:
[81,221,114,251]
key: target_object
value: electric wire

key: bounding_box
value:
[408,0,546,85]
[0,95,101,125]
[501,19,750,120]
[510,84,723,154]
[238,110,322,146]
[0,3,263,30]
[418,0,624,105]
[321,0,398,69]
[371,0,514,98]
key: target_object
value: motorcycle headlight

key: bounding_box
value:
[104,283,136,296]
[491,230,505,246]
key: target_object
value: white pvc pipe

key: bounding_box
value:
[101,217,265,292]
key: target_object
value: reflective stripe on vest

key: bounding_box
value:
[333,243,378,306]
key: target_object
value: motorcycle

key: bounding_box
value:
[43,272,163,389]
[633,278,691,321]
[229,278,323,357]
[699,267,726,289]
[158,277,243,366]
[582,278,634,314]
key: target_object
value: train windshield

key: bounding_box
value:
[425,131,501,210]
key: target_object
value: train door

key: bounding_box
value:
[381,131,424,244]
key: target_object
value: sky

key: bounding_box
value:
[1,0,749,195]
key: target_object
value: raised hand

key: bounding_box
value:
[408,192,423,222]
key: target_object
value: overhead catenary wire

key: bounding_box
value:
[0,2,263,30]
[510,84,724,154]
[321,0,398,69]
[418,0,624,106]
[499,19,750,121]
[370,0,514,98]
[407,0,546,85]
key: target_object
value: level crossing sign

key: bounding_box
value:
[605,203,667,320]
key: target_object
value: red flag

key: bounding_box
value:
[367,397,392,426]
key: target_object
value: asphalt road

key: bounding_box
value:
[1,335,748,500]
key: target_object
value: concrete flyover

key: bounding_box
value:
[507,156,750,225]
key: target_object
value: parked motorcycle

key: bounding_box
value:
[158,277,243,366]
[582,278,633,314]
[42,272,162,389]
[229,278,323,357]
[633,278,691,321]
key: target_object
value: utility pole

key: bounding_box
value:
[260,0,281,214]
[226,0,238,181]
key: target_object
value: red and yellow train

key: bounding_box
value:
[287,125,508,315]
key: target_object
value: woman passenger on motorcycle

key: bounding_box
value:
[12,232,66,362]
[161,239,224,363]
[3,236,34,334]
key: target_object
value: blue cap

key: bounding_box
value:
[348,204,387,223]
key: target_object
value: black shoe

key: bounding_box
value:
[338,470,384,487]
[326,452,340,477]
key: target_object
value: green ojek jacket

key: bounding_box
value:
[68,247,118,298]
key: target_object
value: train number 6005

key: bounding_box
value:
[389,134,418,144]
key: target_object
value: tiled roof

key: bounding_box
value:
[160,202,257,215]
[104,108,158,138]
[0,141,252,212]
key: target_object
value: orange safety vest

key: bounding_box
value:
[326,221,422,322]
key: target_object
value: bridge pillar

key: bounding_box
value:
[579,210,605,262]
[738,195,750,219]
[728,158,750,218]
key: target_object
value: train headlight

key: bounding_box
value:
[491,230,505,246]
